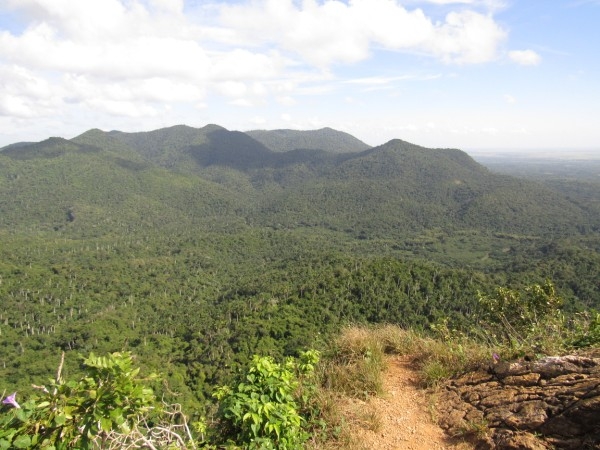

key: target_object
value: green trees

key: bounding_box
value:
[0,352,161,449]
[477,280,562,341]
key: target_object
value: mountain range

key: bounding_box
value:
[1,124,597,238]
[2,124,600,410]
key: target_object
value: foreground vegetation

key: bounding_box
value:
[2,126,600,447]
[2,281,599,449]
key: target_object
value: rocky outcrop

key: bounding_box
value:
[436,355,600,449]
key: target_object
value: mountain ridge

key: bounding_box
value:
[1,124,597,237]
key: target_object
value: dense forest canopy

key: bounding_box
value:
[1,125,599,410]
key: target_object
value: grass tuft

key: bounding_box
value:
[320,325,386,398]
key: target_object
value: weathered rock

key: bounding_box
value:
[436,355,600,449]
[488,429,550,450]
[503,373,540,387]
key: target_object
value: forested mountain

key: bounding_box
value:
[247,139,595,236]
[246,127,371,153]
[1,124,600,412]
[2,125,596,237]
[0,134,244,236]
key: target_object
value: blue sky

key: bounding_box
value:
[0,0,598,154]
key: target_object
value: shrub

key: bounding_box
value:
[476,280,564,348]
[213,350,320,449]
[572,311,600,348]
[0,352,157,449]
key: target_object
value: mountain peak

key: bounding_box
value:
[73,128,108,139]
[1,136,84,160]
[202,124,227,132]
[246,127,371,153]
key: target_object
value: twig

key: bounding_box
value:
[182,416,197,450]
[138,433,159,450]
[56,351,65,383]
[152,426,188,447]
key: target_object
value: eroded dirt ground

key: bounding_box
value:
[338,355,474,450]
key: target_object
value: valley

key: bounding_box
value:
[1,125,599,433]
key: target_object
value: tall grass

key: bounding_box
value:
[320,326,387,397]
[324,324,491,383]
[309,300,600,448]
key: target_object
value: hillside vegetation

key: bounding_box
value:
[246,127,371,153]
[1,125,600,447]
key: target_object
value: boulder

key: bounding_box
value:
[436,355,600,449]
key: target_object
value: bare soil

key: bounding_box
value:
[337,355,474,450]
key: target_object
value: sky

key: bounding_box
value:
[0,0,599,153]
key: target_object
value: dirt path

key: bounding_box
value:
[339,355,473,450]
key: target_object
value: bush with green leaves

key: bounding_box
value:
[0,352,159,449]
[572,311,600,348]
[213,350,320,450]
[0,349,324,450]
[476,280,564,347]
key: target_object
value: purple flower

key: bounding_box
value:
[492,353,500,363]
[2,392,20,409]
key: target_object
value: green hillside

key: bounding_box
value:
[0,136,246,236]
[72,124,216,170]
[2,127,595,237]
[248,139,595,236]
[246,127,371,153]
[1,124,600,424]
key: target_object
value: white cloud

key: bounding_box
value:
[86,98,159,117]
[215,81,248,98]
[0,0,292,124]
[229,98,255,107]
[0,94,38,118]
[0,65,61,117]
[417,0,508,12]
[219,0,507,66]
[210,49,284,80]
[250,116,267,126]
[5,0,140,42]
[0,0,509,116]
[345,73,442,86]
[276,96,296,106]
[346,75,414,85]
[149,0,184,14]
[1,0,575,149]
[503,94,516,104]
[420,0,475,4]
[0,25,213,80]
[132,78,205,103]
[508,49,542,66]
[482,126,498,134]
[426,11,506,63]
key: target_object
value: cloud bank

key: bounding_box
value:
[0,0,542,144]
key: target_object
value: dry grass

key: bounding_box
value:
[319,325,387,398]
[310,319,584,449]
[310,324,489,449]
[324,324,493,388]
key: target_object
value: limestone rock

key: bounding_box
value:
[436,355,600,449]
